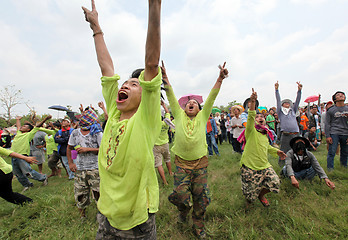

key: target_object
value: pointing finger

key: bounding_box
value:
[222,62,226,68]
[92,0,96,11]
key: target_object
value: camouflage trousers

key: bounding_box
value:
[74,169,100,209]
[96,212,156,240]
[240,165,280,202]
[168,166,211,236]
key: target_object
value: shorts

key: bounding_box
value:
[153,143,171,167]
[240,165,280,202]
[47,151,63,169]
[96,212,156,240]
[31,149,46,164]
[74,169,100,209]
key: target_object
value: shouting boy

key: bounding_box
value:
[82,0,162,238]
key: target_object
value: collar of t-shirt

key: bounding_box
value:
[61,127,71,132]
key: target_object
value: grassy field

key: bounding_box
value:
[1,142,348,239]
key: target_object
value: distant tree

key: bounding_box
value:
[0,85,27,124]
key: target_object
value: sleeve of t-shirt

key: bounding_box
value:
[101,74,121,117]
[27,127,40,142]
[0,146,13,157]
[267,144,279,157]
[137,68,163,140]
[285,151,295,177]
[166,86,181,119]
[275,90,281,115]
[308,151,328,179]
[293,90,302,113]
[202,88,220,120]
[67,130,76,147]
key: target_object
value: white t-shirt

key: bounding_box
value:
[68,129,103,171]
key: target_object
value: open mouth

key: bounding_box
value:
[117,90,128,103]
[189,106,194,110]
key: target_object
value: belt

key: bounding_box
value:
[282,131,299,135]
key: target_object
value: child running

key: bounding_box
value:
[239,89,286,208]
[82,0,162,238]
[164,61,228,238]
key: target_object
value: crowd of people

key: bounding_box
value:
[1,0,347,239]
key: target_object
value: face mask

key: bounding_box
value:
[281,107,291,115]
[294,141,306,153]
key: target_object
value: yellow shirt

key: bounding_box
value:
[97,69,162,230]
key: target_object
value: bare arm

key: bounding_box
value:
[161,100,170,114]
[82,0,114,77]
[98,101,108,120]
[9,152,38,164]
[16,116,22,130]
[36,115,52,127]
[144,0,161,82]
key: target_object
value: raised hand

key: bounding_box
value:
[296,81,303,91]
[275,81,279,90]
[218,62,228,80]
[250,88,258,102]
[79,104,84,113]
[82,0,100,32]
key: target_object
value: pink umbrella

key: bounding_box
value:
[304,95,319,103]
[178,94,203,109]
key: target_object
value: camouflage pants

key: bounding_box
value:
[74,169,100,209]
[96,212,156,240]
[168,166,211,236]
[240,165,280,202]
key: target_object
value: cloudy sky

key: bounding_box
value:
[1,0,347,118]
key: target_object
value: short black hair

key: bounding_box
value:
[131,68,145,79]
[24,123,34,131]
[332,91,346,103]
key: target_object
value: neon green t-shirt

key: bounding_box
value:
[97,70,162,230]
[0,147,13,174]
[44,129,58,155]
[240,110,279,170]
[166,86,219,160]
[11,127,53,155]
[155,113,171,146]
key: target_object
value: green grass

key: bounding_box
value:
[1,142,348,239]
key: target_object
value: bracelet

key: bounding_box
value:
[93,30,103,37]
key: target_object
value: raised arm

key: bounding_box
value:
[82,0,114,77]
[36,115,52,127]
[293,81,302,112]
[98,101,108,120]
[275,81,281,114]
[144,0,162,82]
[16,116,22,130]
[202,62,228,119]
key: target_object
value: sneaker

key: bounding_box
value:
[42,177,48,186]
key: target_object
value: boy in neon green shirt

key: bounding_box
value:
[164,61,229,238]
[82,0,162,238]
[11,115,52,190]
[239,89,286,208]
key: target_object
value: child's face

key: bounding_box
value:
[233,108,240,115]
[282,102,290,108]
[117,78,142,113]
[255,113,266,125]
[310,127,316,133]
[184,99,200,118]
[20,124,31,132]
